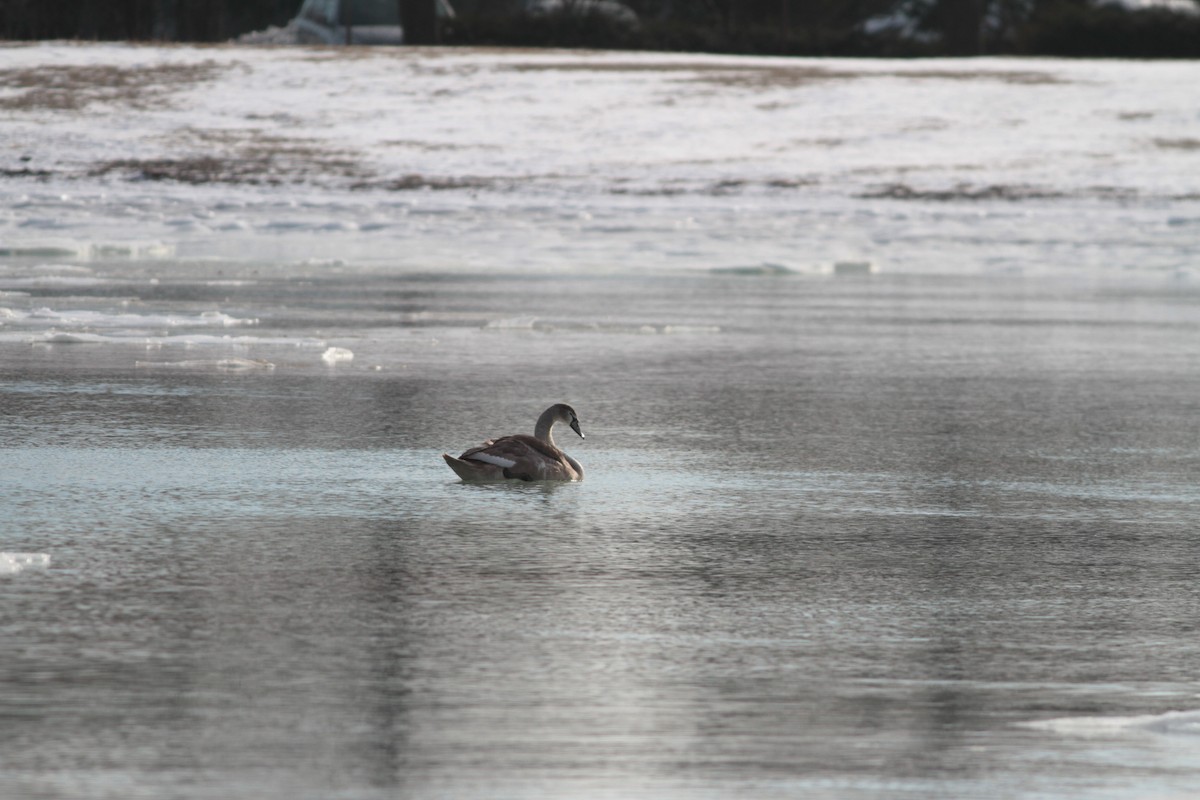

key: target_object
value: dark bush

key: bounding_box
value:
[1018,2,1200,58]
[444,8,642,50]
[3,0,1199,58]
[444,12,900,57]
[0,0,296,41]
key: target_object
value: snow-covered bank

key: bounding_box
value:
[1,43,1197,275]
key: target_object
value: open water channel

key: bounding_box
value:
[4,255,1200,799]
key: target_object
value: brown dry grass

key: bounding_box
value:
[1155,138,1200,151]
[87,126,497,189]
[89,156,277,184]
[91,127,368,185]
[353,174,496,191]
[501,60,1065,89]
[0,59,258,185]
[0,62,225,111]
[860,183,1138,202]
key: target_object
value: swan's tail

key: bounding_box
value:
[442,453,503,481]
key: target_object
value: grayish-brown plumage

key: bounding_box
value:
[442,403,585,482]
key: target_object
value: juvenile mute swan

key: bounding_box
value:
[442,403,585,482]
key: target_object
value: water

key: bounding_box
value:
[4,42,1200,799]
[4,259,1200,799]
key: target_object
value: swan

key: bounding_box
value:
[442,403,585,482]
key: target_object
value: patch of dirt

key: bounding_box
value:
[610,176,816,196]
[1155,138,1200,151]
[861,183,1065,201]
[90,156,284,185]
[352,174,496,191]
[90,127,370,185]
[0,61,226,111]
[185,127,361,164]
[502,60,1064,90]
[383,139,482,152]
[504,61,844,91]
[886,68,1063,86]
[0,167,54,180]
[81,122,498,190]
[765,177,817,189]
[860,183,1139,202]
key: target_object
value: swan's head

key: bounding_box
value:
[558,403,584,440]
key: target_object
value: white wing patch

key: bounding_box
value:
[468,452,517,469]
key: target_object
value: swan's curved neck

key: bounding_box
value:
[534,407,559,448]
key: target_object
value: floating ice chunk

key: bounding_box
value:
[31,331,112,344]
[317,221,360,232]
[661,325,721,334]
[31,263,94,275]
[135,358,275,371]
[1022,709,1200,738]
[833,261,875,276]
[0,244,82,258]
[485,316,538,329]
[710,263,795,276]
[170,334,326,348]
[0,241,170,259]
[197,310,257,327]
[0,275,107,288]
[321,346,355,364]
[89,241,174,259]
[0,552,51,575]
[4,307,258,328]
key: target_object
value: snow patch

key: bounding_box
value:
[234,21,302,45]
[0,45,1198,277]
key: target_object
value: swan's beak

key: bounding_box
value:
[570,418,584,439]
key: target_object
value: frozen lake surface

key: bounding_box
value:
[3,44,1200,799]
[2,43,1199,277]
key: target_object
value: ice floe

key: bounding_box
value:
[321,346,355,364]
[0,553,51,576]
[1022,709,1200,738]
[7,328,326,348]
[135,357,276,371]
[0,307,258,328]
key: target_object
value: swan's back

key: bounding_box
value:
[457,435,581,481]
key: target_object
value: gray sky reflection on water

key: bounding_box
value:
[3,268,1200,799]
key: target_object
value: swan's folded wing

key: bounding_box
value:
[443,453,506,481]
[460,435,579,481]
